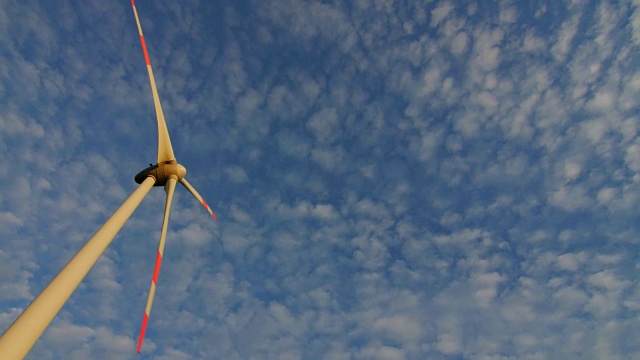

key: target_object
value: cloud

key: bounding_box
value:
[223,165,249,183]
[3,0,640,359]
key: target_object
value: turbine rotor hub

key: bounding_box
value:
[134,160,186,186]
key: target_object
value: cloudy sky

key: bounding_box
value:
[2,0,640,359]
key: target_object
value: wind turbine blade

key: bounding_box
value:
[131,0,175,164]
[179,178,218,221]
[137,176,177,354]
[0,176,156,359]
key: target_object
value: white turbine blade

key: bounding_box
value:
[136,177,177,354]
[131,0,175,164]
[179,178,218,221]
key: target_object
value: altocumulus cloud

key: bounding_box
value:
[1,0,640,359]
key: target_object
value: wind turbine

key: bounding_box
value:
[0,1,217,358]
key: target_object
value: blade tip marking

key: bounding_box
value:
[137,313,149,353]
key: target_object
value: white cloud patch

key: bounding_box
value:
[431,1,454,28]
[223,165,249,183]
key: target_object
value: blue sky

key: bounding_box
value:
[1,0,640,359]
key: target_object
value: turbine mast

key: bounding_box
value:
[0,177,156,360]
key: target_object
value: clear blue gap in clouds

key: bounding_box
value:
[1,0,640,359]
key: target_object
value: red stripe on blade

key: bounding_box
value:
[202,200,218,221]
[139,35,151,65]
[137,312,149,353]
[152,251,162,285]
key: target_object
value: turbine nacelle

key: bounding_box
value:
[135,161,187,186]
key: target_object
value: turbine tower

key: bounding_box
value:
[0,1,217,358]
